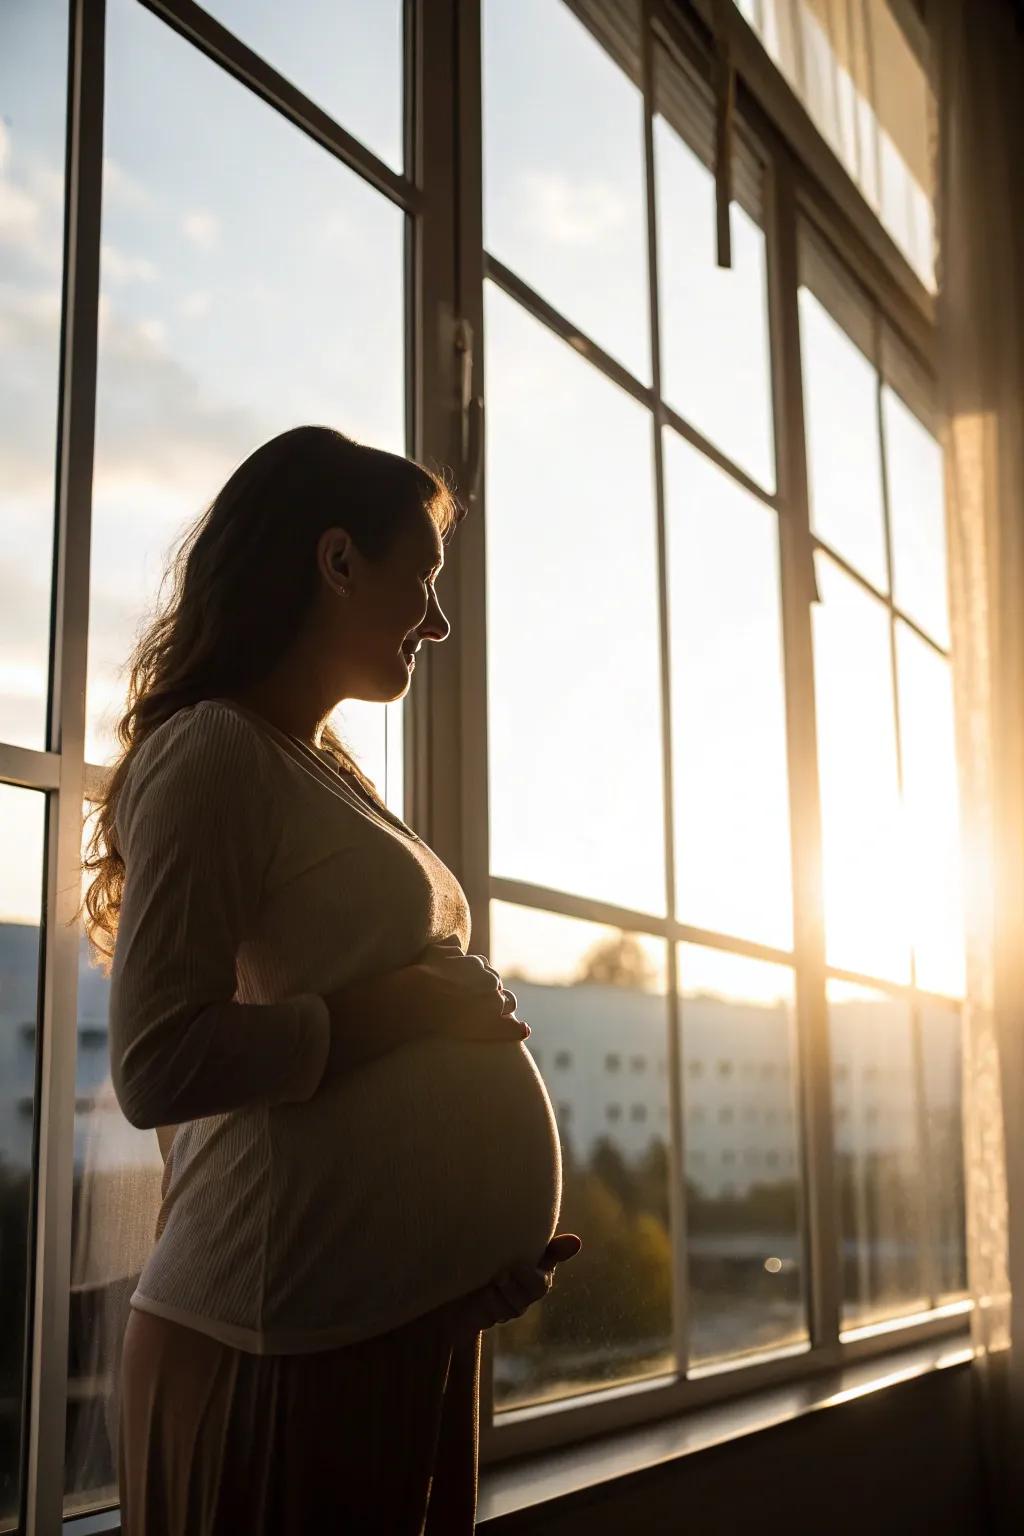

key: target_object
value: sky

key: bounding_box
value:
[0,0,961,1008]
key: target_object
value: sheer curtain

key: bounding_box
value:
[935,0,1024,1521]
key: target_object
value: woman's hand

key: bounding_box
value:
[321,944,528,1079]
[409,942,529,1045]
[441,1234,583,1346]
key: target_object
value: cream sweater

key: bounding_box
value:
[110,700,561,1354]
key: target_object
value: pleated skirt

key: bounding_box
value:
[118,1306,481,1535]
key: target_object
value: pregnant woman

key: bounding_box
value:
[83,425,580,1534]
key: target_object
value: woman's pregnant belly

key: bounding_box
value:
[264,1038,563,1334]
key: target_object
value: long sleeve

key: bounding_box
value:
[109,703,330,1130]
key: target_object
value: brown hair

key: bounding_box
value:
[83,425,459,965]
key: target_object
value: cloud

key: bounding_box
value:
[136,318,167,348]
[519,171,627,246]
[0,124,64,274]
[101,242,158,284]
[182,209,220,249]
[179,290,212,320]
[0,179,40,242]
[103,155,150,209]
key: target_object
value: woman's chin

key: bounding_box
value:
[345,663,412,706]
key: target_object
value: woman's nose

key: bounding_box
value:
[420,594,451,644]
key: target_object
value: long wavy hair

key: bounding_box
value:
[83,425,460,966]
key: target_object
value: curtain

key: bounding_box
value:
[935,0,1024,1522]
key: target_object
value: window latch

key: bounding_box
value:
[454,317,484,504]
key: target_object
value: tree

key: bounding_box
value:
[576,932,657,991]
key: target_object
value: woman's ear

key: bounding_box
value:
[317,527,354,595]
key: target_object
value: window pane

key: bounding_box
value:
[332,699,403,815]
[483,0,649,382]
[485,283,665,915]
[799,287,887,591]
[0,0,67,749]
[86,0,405,766]
[489,903,673,1410]
[829,981,927,1329]
[201,0,404,171]
[813,554,910,982]
[65,923,162,1516]
[664,432,792,949]
[654,99,775,489]
[883,387,950,649]
[680,946,806,1366]
[896,624,964,997]
[0,784,46,1529]
[921,1004,967,1299]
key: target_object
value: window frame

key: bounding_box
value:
[445,0,969,1467]
[0,0,970,1528]
[14,0,464,1529]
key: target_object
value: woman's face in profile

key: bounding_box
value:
[321,507,451,704]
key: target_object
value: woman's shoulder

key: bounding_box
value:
[122,699,279,813]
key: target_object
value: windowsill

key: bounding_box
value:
[476,1333,973,1528]
[64,1334,972,1536]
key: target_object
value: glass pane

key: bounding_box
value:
[201,0,404,171]
[921,1004,967,1299]
[483,0,649,382]
[664,431,792,949]
[799,287,887,591]
[332,699,403,815]
[66,922,162,1516]
[489,903,673,1410]
[680,946,806,1366]
[896,624,964,997]
[829,981,928,1329]
[0,0,67,749]
[86,0,405,766]
[883,387,950,649]
[485,283,665,915]
[654,103,775,490]
[813,554,910,983]
[0,784,46,1529]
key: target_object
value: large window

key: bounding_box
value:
[0,0,968,1524]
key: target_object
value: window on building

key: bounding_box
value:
[606,1052,622,1072]
[733,0,935,288]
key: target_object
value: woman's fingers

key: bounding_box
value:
[499,987,519,1017]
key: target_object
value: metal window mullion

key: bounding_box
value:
[483,253,654,412]
[139,0,420,214]
[489,876,804,972]
[767,155,841,1352]
[0,745,61,793]
[641,0,689,1380]
[25,1,105,1532]
[411,0,500,1449]
[661,402,779,509]
[874,319,938,1309]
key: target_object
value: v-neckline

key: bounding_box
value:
[204,698,420,844]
